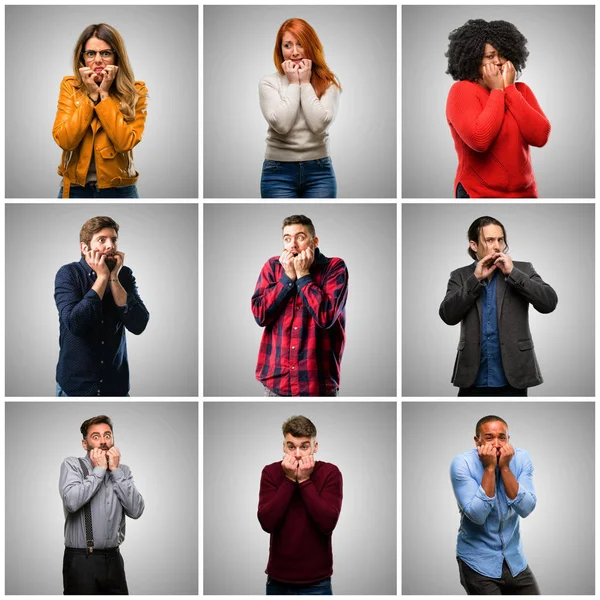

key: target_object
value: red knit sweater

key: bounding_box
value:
[446,80,550,198]
[257,460,343,584]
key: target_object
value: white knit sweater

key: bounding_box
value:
[259,72,340,161]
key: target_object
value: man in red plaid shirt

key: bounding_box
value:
[252,215,349,396]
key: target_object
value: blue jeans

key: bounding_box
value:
[56,383,130,397]
[58,183,139,198]
[261,158,337,198]
[266,576,332,595]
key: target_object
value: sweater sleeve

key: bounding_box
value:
[299,83,340,135]
[257,466,297,533]
[446,82,505,152]
[504,83,551,147]
[259,76,300,135]
[298,466,343,534]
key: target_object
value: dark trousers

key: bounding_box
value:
[458,385,528,397]
[266,576,332,595]
[456,182,470,198]
[458,558,540,595]
[63,547,129,595]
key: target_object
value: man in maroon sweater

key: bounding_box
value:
[258,415,343,595]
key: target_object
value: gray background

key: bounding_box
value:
[204,5,397,198]
[402,204,595,397]
[5,204,198,396]
[5,402,198,594]
[6,5,198,198]
[402,402,595,595]
[402,5,595,198]
[204,203,397,396]
[204,402,397,595]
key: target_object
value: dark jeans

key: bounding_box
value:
[263,385,339,397]
[266,576,332,595]
[261,158,337,198]
[63,547,129,595]
[458,558,540,595]
[456,182,470,198]
[458,385,528,397]
[58,183,139,198]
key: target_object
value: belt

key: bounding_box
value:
[65,547,120,554]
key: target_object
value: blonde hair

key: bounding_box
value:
[72,23,143,122]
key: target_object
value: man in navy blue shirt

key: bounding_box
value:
[450,415,540,594]
[440,216,557,396]
[54,216,149,396]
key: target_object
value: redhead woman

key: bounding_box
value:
[259,18,341,198]
[445,19,550,198]
[53,24,148,198]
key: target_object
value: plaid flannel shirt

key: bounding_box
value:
[252,248,348,396]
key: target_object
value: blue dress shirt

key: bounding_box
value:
[54,258,149,396]
[450,448,537,578]
[476,269,508,387]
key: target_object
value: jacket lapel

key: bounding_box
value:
[496,272,507,318]
[470,264,482,321]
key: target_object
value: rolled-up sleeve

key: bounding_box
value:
[506,451,536,517]
[450,455,495,525]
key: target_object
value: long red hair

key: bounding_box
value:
[274,18,341,99]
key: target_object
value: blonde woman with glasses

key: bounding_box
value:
[53,24,148,198]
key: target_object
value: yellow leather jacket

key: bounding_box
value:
[53,76,148,198]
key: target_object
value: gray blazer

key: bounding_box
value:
[439,261,557,389]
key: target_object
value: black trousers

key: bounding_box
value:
[458,385,528,397]
[63,547,128,595]
[458,558,540,595]
[456,182,470,198]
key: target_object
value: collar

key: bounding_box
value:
[314,247,328,265]
[78,256,95,277]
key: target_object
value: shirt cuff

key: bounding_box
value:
[85,288,103,302]
[109,467,125,480]
[476,485,496,502]
[280,272,296,290]
[92,466,106,476]
[506,483,525,506]
[296,274,313,289]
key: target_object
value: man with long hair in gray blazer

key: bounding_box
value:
[439,216,557,396]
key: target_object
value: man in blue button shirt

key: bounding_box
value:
[450,415,540,594]
[440,216,557,396]
[54,216,149,396]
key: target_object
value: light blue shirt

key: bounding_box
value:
[450,448,536,578]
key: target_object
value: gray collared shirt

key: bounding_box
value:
[59,454,144,549]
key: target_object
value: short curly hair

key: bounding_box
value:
[445,19,529,82]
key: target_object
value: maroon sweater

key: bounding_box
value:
[258,460,343,584]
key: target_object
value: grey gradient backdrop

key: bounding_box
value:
[402,402,594,595]
[402,5,595,198]
[402,204,594,397]
[6,5,198,198]
[204,402,396,595]
[5,402,198,594]
[204,5,397,198]
[204,203,396,396]
[5,204,198,396]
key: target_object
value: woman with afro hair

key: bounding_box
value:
[445,19,550,198]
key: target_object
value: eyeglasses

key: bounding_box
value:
[82,49,115,61]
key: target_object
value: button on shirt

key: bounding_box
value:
[450,448,537,578]
[60,455,145,549]
[476,269,508,387]
[252,248,348,396]
[54,258,149,396]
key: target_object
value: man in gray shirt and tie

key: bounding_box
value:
[59,415,144,594]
